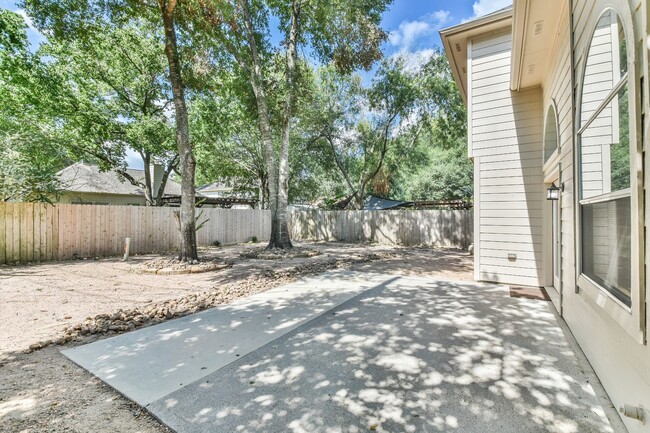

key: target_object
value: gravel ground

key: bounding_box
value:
[0,242,472,433]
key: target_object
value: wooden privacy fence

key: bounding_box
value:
[0,203,271,264]
[289,209,473,249]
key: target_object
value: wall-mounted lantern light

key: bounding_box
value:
[546,182,563,200]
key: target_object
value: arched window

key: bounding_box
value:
[578,10,631,306]
[544,103,559,163]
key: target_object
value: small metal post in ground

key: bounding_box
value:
[123,237,131,261]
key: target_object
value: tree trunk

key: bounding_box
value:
[269,0,300,249]
[153,156,178,206]
[141,151,154,206]
[326,133,360,205]
[356,179,367,209]
[240,0,281,247]
[354,114,395,210]
[159,0,198,262]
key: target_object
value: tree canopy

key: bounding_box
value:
[2,2,471,246]
[0,9,69,202]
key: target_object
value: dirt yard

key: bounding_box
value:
[0,242,472,433]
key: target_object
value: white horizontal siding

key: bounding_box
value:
[480,224,544,235]
[481,190,546,202]
[480,167,543,179]
[480,150,540,163]
[481,248,542,261]
[470,29,544,287]
[480,183,539,194]
[472,141,545,157]
[561,2,650,431]
[472,92,541,111]
[472,52,512,73]
[473,101,543,119]
[478,272,542,287]
[481,241,542,253]
[481,217,543,227]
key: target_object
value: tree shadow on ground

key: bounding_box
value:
[144,272,613,433]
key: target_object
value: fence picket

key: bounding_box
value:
[0,203,273,264]
[289,209,473,249]
[0,204,472,265]
[0,204,5,264]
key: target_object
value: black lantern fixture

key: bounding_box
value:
[546,182,561,200]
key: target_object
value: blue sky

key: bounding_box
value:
[382,0,511,55]
[2,0,511,168]
[2,0,512,58]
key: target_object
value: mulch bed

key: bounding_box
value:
[129,257,232,275]
[240,246,321,260]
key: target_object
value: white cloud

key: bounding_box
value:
[465,0,512,21]
[393,48,437,73]
[388,10,451,52]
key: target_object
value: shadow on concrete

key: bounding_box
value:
[147,274,615,433]
[62,271,397,407]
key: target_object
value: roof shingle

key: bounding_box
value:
[57,163,181,196]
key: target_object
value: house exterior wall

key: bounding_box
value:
[469,30,545,287]
[463,1,650,430]
[562,1,649,432]
[57,192,146,206]
[541,1,574,312]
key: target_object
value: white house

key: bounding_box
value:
[441,1,649,431]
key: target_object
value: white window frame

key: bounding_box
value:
[543,100,561,172]
[575,6,645,343]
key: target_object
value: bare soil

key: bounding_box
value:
[0,242,472,433]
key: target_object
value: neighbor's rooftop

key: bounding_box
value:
[57,162,181,196]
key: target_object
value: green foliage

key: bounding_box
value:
[1,12,179,203]
[301,51,470,206]
[195,210,209,232]
[610,87,630,191]
[7,1,472,210]
[190,70,268,202]
[295,0,389,73]
[0,10,69,201]
[41,20,177,175]
[404,144,473,201]
[0,9,28,54]
[0,137,67,203]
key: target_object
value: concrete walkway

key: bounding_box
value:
[64,271,623,433]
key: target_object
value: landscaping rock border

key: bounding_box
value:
[240,247,321,260]
[132,262,232,275]
[129,258,232,275]
[25,250,405,353]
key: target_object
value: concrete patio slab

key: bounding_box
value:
[63,270,398,406]
[148,274,620,433]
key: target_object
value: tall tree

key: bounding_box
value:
[23,0,200,261]
[157,0,198,261]
[191,78,269,206]
[194,0,389,248]
[43,21,179,206]
[303,51,469,207]
[307,59,420,209]
[0,10,69,202]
